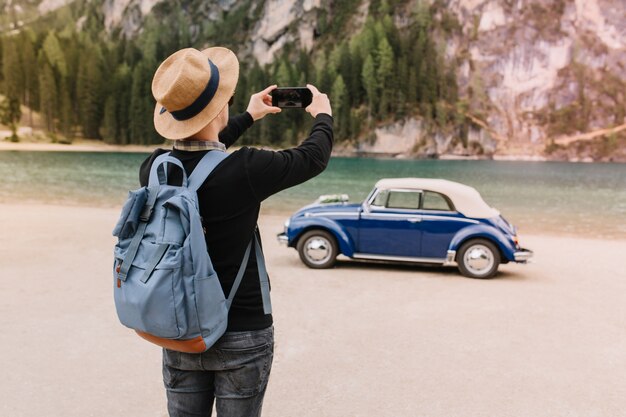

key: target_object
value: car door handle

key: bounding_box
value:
[408,217,422,223]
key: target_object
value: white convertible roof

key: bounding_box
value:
[374,178,500,219]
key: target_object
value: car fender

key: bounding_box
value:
[449,224,516,261]
[289,217,355,257]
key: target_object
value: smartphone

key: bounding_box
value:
[271,87,313,108]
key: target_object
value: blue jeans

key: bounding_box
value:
[162,326,274,417]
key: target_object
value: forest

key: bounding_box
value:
[0,0,468,146]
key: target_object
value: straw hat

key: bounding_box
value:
[152,47,239,140]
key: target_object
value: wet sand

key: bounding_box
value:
[1,203,625,417]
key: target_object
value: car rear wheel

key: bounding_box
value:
[297,230,338,269]
[457,239,501,279]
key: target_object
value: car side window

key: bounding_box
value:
[422,191,453,211]
[387,190,421,210]
[371,189,389,207]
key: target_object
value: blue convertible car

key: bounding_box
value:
[277,178,532,278]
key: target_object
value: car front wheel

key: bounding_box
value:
[297,230,338,269]
[457,239,501,279]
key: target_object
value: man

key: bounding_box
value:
[139,47,333,416]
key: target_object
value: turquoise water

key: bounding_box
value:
[0,151,625,237]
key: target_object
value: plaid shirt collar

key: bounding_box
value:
[172,140,226,152]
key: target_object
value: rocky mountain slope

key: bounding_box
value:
[107,0,626,160]
[446,0,626,160]
[3,0,625,160]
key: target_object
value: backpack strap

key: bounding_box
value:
[225,232,273,315]
[254,234,273,315]
[148,152,189,188]
[140,243,170,284]
[187,150,230,192]
[226,239,252,310]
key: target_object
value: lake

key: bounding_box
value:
[1,151,624,238]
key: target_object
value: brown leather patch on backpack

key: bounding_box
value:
[135,331,207,353]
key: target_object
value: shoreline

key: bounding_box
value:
[2,140,623,163]
[0,139,159,153]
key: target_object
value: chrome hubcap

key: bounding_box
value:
[304,237,331,265]
[464,244,494,276]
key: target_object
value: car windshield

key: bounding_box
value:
[371,189,389,207]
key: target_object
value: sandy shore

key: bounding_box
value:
[1,203,625,417]
[0,139,159,153]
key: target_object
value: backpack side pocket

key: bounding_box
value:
[194,273,228,338]
[113,188,148,239]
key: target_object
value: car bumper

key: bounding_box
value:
[277,233,289,245]
[445,250,456,266]
[514,248,533,263]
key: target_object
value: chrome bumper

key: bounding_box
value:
[444,250,456,266]
[277,233,289,245]
[514,249,533,263]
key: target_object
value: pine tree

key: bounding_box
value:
[395,56,409,118]
[76,44,104,139]
[355,18,378,61]
[116,63,133,144]
[59,78,73,138]
[2,37,22,109]
[130,60,160,145]
[314,53,332,93]
[331,75,348,140]
[435,100,447,127]
[42,32,67,77]
[376,37,394,117]
[275,59,292,86]
[130,63,148,144]
[413,1,432,30]
[336,42,355,106]
[295,50,311,84]
[103,95,118,143]
[0,96,21,141]
[101,62,132,144]
[349,46,364,105]
[422,40,438,111]
[378,0,391,15]
[19,32,38,127]
[0,40,4,86]
[407,67,418,105]
[38,61,57,133]
[362,54,377,119]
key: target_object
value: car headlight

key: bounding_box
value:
[284,218,290,232]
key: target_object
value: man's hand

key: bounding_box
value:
[246,85,282,121]
[305,84,332,118]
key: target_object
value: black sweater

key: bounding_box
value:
[139,112,333,331]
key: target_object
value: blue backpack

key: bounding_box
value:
[112,151,271,353]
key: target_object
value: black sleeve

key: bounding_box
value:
[244,113,333,202]
[139,148,169,187]
[218,112,254,148]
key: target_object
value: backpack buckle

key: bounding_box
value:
[139,205,153,222]
[116,261,129,282]
[115,262,124,287]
